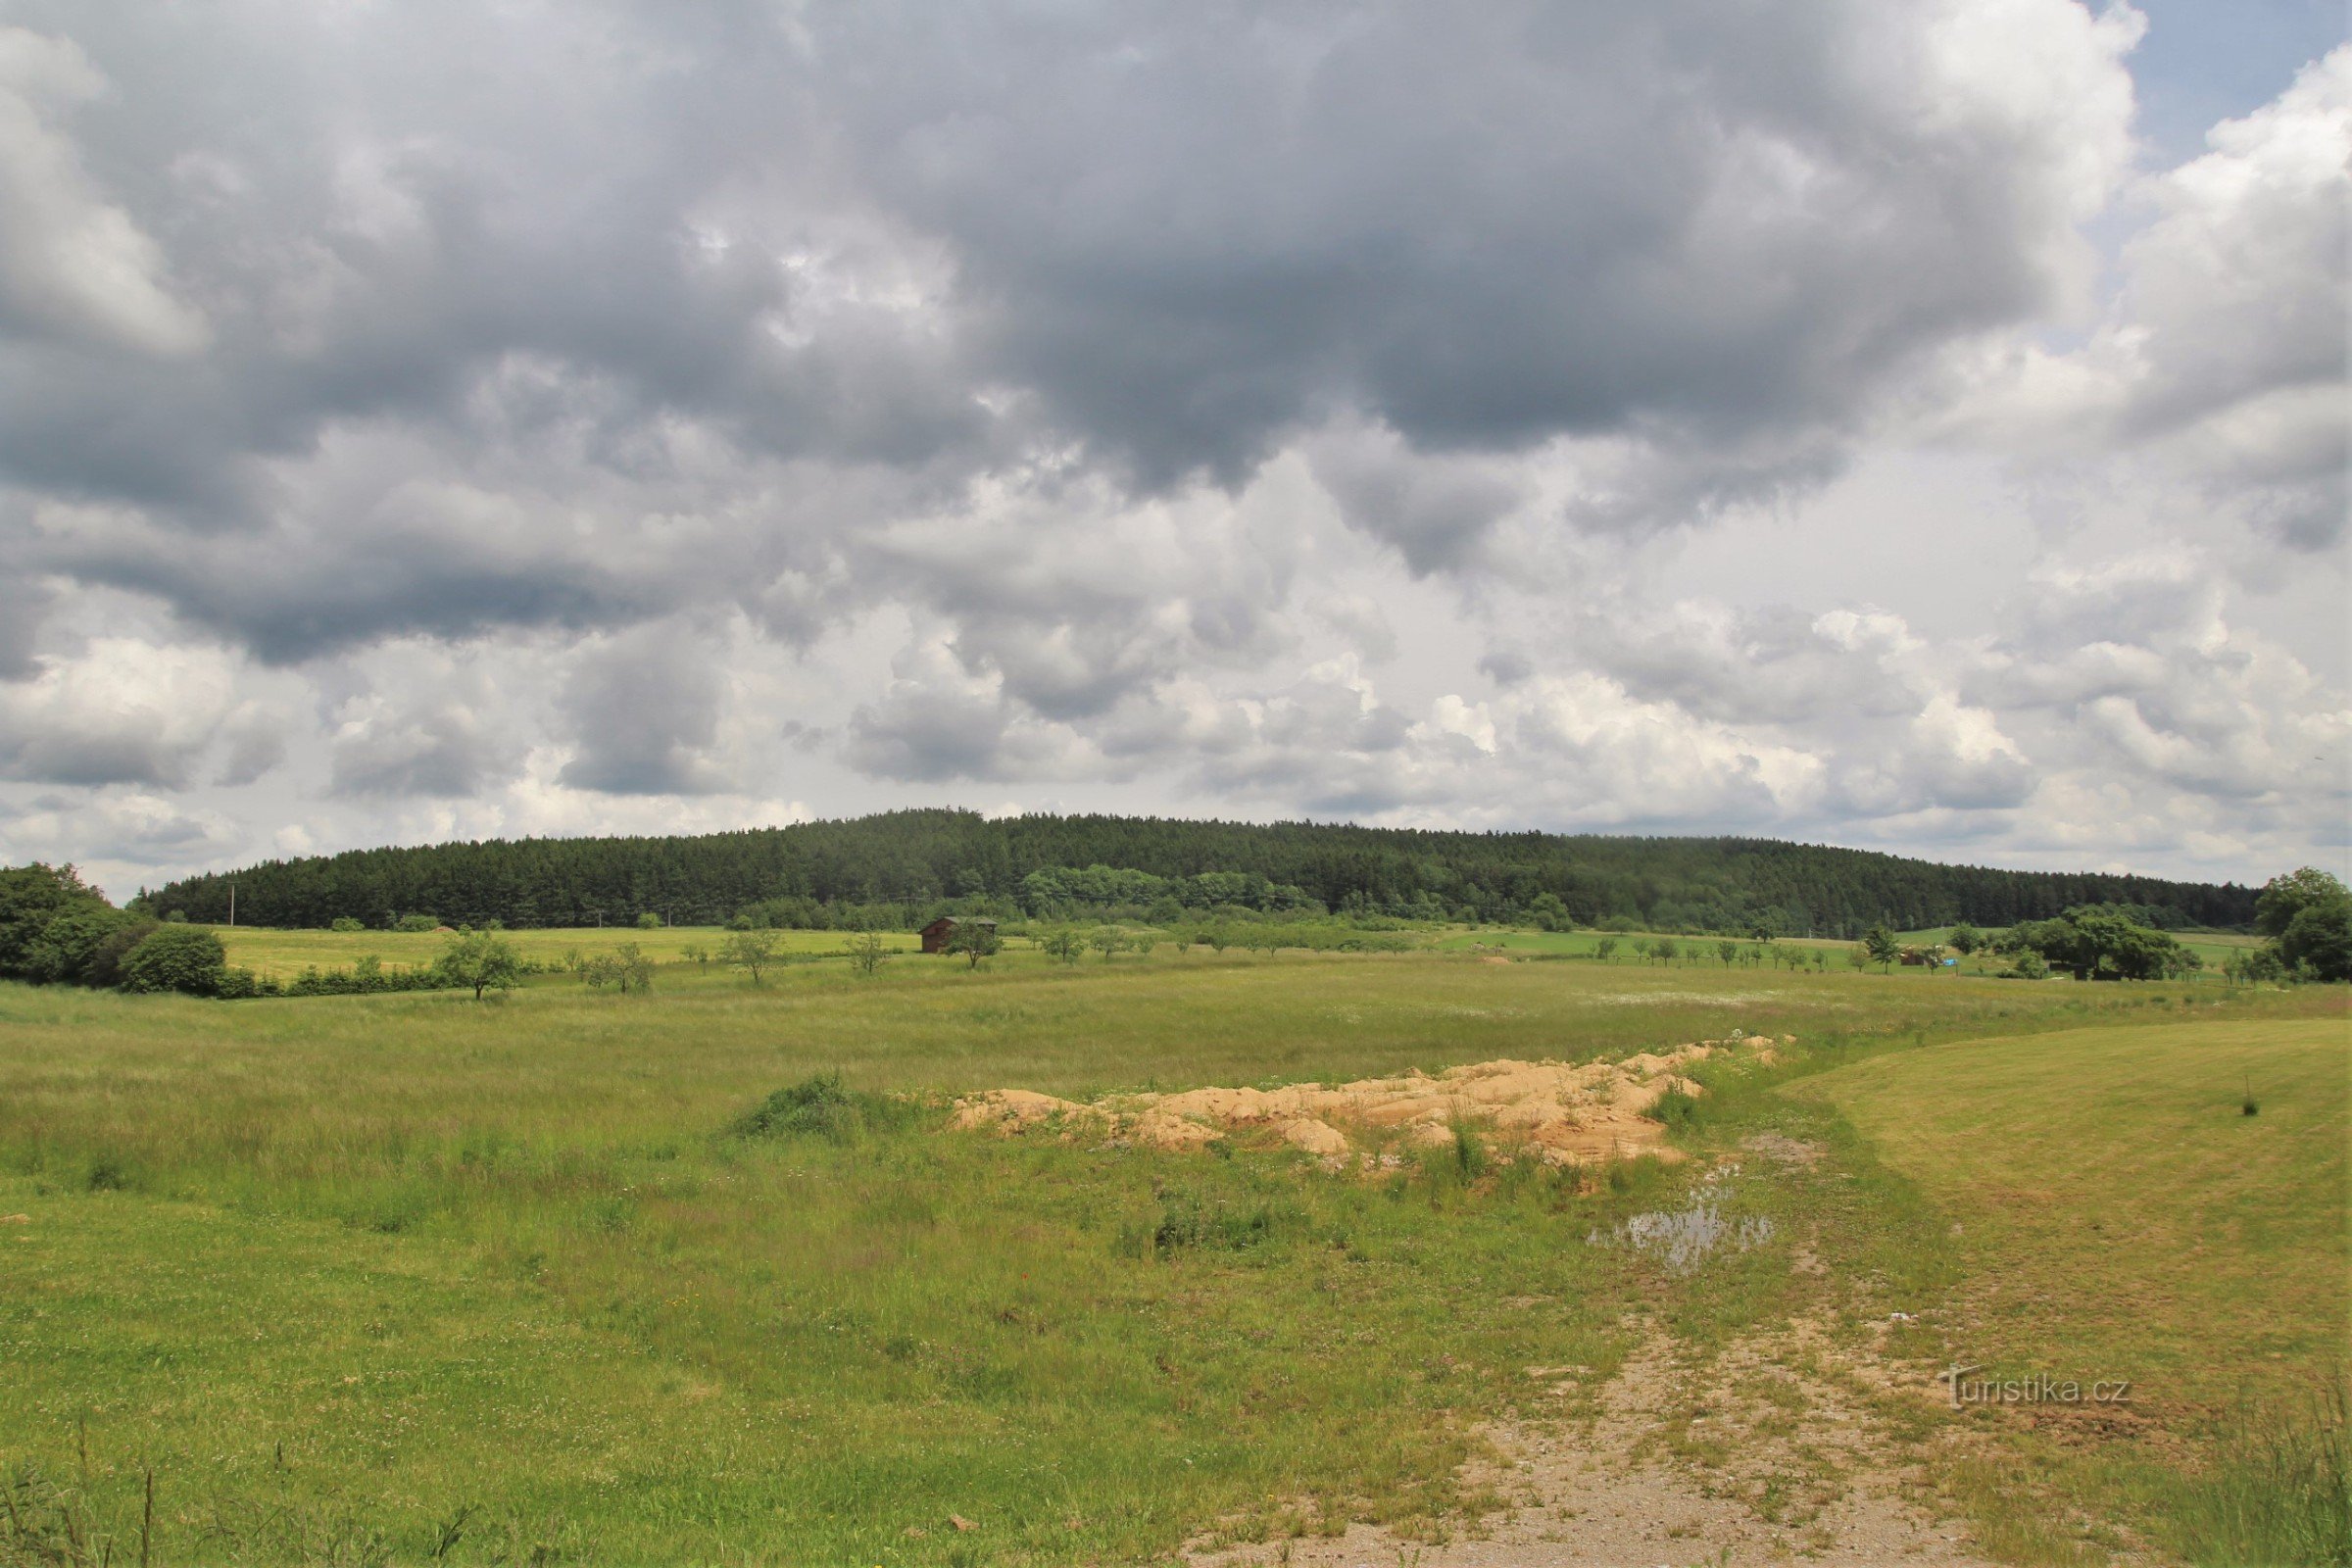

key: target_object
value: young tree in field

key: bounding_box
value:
[1862,925,1900,971]
[721,928,779,985]
[845,932,889,976]
[1041,926,1085,964]
[582,942,656,994]
[1593,936,1619,963]
[945,921,1002,970]
[433,929,522,1000]
[1717,939,1739,967]
[681,942,710,971]
[1089,926,1127,962]
[1130,933,1159,957]
[636,912,662,930]
[1200,927,1230,954]
[1652,937,1679,966]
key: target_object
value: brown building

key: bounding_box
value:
[919,915,997,954]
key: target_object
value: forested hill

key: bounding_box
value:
[134,810,2257,937]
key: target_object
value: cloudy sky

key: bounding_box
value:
[0,0,2344,899]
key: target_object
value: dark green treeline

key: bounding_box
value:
[136,809,2257,936]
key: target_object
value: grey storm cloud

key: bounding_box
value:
[556,628,730,796]
[3,0,2154,661]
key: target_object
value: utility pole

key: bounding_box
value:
[229,881,236,927]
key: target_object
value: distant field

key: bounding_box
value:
[211,919,2261,986]
[1894,923,2260,974]
[213,923,916,980]
[1,952,2338,1565]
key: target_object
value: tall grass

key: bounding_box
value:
[2176,1383,2352,1567]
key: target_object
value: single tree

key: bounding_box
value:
[1593,936,1619,964]
[1089,926,1127,962]
[1716,939,1739,967]
[1041,926,1085,964]
[1946,923,1983,956]
[845,932,889,976]
[945,921,1002,970]
[433,929,522,1000]
[721,928,780,984]
[1862,925,1900,971]
[1652,937,1679,966]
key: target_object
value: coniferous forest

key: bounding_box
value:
[134,809,2259,936]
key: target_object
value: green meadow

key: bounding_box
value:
[1,944,2342,1565]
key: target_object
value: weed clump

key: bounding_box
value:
[736,1073,920,1143]
[1140,1191,1294,1255]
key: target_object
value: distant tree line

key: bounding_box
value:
[0,862,546,1000]
[130,809,2259,936]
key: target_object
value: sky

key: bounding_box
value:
[0,0,2344,901]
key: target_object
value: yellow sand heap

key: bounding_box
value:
[949,1036,1793,1167]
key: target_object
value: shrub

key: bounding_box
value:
[736,1072,917,1142]
[636,912,662,930]
[23,905,144,985]
[329,916,366,933]
[395,913,440,933]
[120,925,230,996]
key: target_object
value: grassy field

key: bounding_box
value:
[1,952,2341,1565]
[1796,1020,2349,1563]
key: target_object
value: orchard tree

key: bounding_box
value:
[721,928,779,984]
[433,929,522,1000]
[946,921,1002,969]
[1862,925,1900,971]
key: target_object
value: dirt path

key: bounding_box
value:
[1197,1318,1996,1568]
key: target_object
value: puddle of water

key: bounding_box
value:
[1590,1189,1775,1272]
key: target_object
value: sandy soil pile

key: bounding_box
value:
[949,1035,1792,1167]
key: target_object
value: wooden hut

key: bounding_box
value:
[919,915,997,954]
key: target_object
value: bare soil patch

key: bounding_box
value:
[950,1038,1792,1167]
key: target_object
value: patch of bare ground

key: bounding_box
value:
[1194,1316,2000,1568]
[951,1038,1791,1168]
